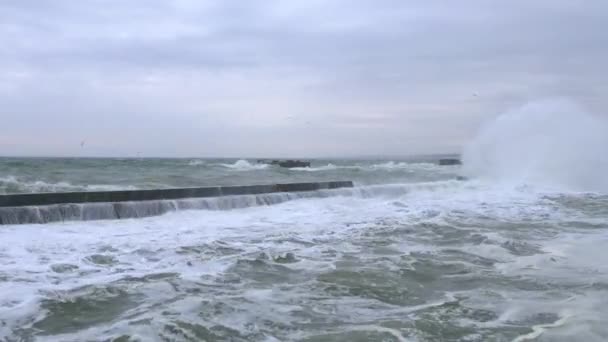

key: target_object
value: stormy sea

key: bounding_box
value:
[1,104,608,341]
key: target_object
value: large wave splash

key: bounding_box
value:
[463,99,608,193]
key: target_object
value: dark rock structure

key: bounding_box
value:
[438,158,462,166]
[257,160,311,168]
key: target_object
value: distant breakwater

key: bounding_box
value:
[0,181,353,225]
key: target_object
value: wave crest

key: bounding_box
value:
[292,161,443,172]
[0,176,136,194]
[463,99,608,193]
[187,159,205,166]
[220,160,270,171]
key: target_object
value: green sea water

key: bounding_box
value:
[0,157,607,341]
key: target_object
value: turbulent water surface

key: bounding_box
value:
[0,157,458,194]
[0,155,607,341]
[1,103,608,341]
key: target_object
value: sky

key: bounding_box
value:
[1,0,606,158]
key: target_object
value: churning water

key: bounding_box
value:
[1,101,608,341]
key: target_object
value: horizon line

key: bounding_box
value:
[0,153,462,160]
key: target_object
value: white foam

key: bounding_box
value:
[0,181,549,301]
[1,176,607,339]
[370,161,432,170]
[290,163,342,171]
[291,161,448,172]
[220,159,270,171]
[503,234,608,341]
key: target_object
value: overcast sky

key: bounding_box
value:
[1,0,606,158]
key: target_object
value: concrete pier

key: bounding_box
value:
[0,181,354,225]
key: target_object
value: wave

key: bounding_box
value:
[290,163,343,172]
[0,176,136,194]
[187,159,205,166]
[220,160,270,171]
[291,161,445,172]
[463,99,608,193]
[370,161,442,170]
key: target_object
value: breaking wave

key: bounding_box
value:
[290,164,343,172]
[463,99,608,193]
[292,162,445,172]
[220,160,270,171]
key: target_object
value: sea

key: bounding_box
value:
[1,102,608,341]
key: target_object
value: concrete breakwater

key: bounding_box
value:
[0,181,353,225]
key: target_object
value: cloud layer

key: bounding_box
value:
[1,0,606,157]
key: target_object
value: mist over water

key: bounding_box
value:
[463,99,608,193]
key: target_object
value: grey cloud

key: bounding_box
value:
[0,0,606,157]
